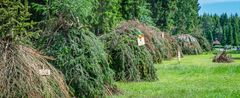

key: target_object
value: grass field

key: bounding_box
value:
[110,53,240,98]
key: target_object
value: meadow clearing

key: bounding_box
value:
[111,53,240,98]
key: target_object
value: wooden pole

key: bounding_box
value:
[177,50,181,64]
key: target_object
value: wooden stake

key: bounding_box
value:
[177,50,181,64]
[161,33,165,38]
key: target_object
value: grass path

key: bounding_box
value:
[110,53,240,98]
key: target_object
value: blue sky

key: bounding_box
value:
[199,0,240,15]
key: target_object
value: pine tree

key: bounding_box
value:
[212,14,223,42]
[232,14,239,46]
[0,0,38,44]
[201,14,214,43]
[227,20,233,45]
[174,0,200,34]
[120,0,154,25]
[185,0,200,33]
[148,0,177,32]
[238,15,240,46]
[220,13,228,45]
[93,0,122,35]
[174,0,187,34]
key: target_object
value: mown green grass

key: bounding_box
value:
[110,53,240,98]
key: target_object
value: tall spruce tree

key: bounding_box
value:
[238,15,240,46]
[174,0,200,34]
[220,13,228,45]
[201,14,214,43]
[94,0,122,35]
[174,0,186,34]
[212,14,223,42]
[148,0,177,32]
[120,0,154,25]
[0,0,38,44]
[232,14,239,46]
[227,20,233,45]
[185,0,200,33]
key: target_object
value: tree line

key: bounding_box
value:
[29,0,200,35]
[5,0,238,46]
[201,13,240,46]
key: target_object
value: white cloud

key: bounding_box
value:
[199,0,240,4]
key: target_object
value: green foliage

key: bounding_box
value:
[120,0,154,25]
[137,1,155,25]
[191,33,212,52]
[148,0,177,32]
[124,21,164,63]
[175,34,203,55]
[33,0,116,97]
[230,14,239,46]
[200,14,214,43]
[101,26,157,81]
[201,13,240,46]
[161,32,181,59]
[226,21,233,45]
[0,0,39,44]
[32,0,98,26]
[52,0,97,24]
[174,0,200,34]
[110,20,177,63]
[120,0,139,20]
[141,24,181,60]
[227,50,240,54]
[40,28,114,97]
[93,0,122,34]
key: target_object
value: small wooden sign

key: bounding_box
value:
[177,51,181,63]
[138,35,145,46]
[39,69,51,76]
[161,33,165,38]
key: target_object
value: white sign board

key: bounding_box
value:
[137,35,145,46]
[39,69,51,76]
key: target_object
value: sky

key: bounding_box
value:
[199,0,240,15]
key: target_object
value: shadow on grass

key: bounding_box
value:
[233,57,240,60]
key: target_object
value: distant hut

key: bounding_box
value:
[212,38,221,46]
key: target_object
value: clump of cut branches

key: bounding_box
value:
[0,42,70,98]
[33,0,118,97]
[112,20,179,63]
[101,24,157,81]
[36,16,117,98]
[175,34,203,55]
[158,32,181,59]
[38,24,116,98]
[213,50,233,63]
[191,33,211,52]
[114,20,163,63]
[0,1,70,97]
